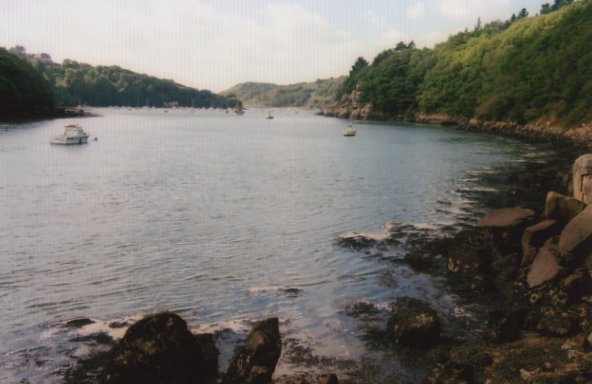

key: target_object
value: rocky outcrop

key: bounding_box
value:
[387,297,441,347]
[102,312,215,384]
[574,154,592,204]
[224,317,282,384]
[432,154,592,381]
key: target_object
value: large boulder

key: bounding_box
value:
[224,317,282,384]
[526,241,562,288]
[521,219,561,267]
[387,297,441,347]
[558,204,592,257]
[102,312,213,384]
[544,191,587,224]
[573,154,592,204]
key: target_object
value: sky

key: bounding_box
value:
[1,0,550,92]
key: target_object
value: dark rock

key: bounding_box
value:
[487,307,528,342]
[537,312,575,337]
[521,219,561,267]
[274,376,307,384]
[336,231,380,250]
[65,318,95,328]
[427,360,475,384]
[544,191,587,224]
[404,251,434,271]
[559,204,592,256]
[312,373,339,384]
[387,297,441,347]
[194,333,219,378]
[102,312,213,384]
[224,317,281,384]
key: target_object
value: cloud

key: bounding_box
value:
[436,0,511,21]
[406,3,425,19]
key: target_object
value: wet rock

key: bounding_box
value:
[527,241,562,288]
[194,333,219,378]
[521,219,560,267]
[475,207,534,228]
[224,317,281,384]
[274,376,307,384]
[558,204,592,256]
[427,359,475,384]
[573,154,592,204]
[65,318,95,328]
[487,307,529,342]
[560,268,592,304]
[312,374,339,384]
[537,312,575,337]
[336,232,379,250]
[387,297,441,347]
[544,191,587,224]
[102,312,213,384]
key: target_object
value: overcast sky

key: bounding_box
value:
[1,0,549,92]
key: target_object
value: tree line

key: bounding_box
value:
[0,46,240,118]
[339,0,589,127]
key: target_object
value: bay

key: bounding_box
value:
[0,108,539,382]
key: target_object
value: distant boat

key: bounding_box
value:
[343,84,360,137]
[51,124,90,145]
[233,103,245,115]
[266,111,274,119]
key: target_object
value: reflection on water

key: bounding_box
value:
[0,108,538,382]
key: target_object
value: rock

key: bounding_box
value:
[537,312,574,336]
[103,312,212,384]
[194,333,219,378]
[558,204,592,255]
[337,232,380,249]
[521,220,560,267]
[312,374,339,384]
[475,207,534,228]
[65,318,95,328]
[573,154,592,204]
[544,191,587,224]
[274,376,307,384]
[527,241,562,288]
[224,317,281,384]
[387,297,441,347]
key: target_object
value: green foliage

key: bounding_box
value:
[341,0,592,128]
[221,77,345,108]
[0,47,54,117]
[10,47,236,108]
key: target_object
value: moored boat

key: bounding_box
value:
[51,124,90,145]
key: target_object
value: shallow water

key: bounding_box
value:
[0,108,542,382]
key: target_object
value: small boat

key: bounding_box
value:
[342,123,356,137]
[342,83,360,137]
[266,111,274,119]
[51,124,90,145]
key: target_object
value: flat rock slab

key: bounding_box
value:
[475,207,535,228]
[559,204,592,255]
[544,191,587,224]
[527,243,561,288]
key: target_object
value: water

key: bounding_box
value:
[0,108,539,382]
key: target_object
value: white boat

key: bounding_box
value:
[51,123,90,145]
[266,111,274,119]
[343,84,360,137]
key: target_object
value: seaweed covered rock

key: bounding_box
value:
[387,297,441,347]
[102,312,215,384]
[224,317,282,384]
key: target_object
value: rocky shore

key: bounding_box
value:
[63,124,592,383]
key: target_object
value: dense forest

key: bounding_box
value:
[221,77,345,109]
[3,46,239,111]
[0,47,55,117]
[339,0,591,127]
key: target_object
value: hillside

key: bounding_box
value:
[334,0,592,129]
[0,48,55,117]
[7,46,239,109]
[221,77,345,109]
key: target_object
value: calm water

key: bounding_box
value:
[0,108,539,382]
